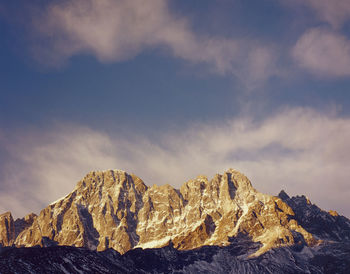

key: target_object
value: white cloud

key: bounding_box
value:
[30,0,278,87]
[1,107,350,218]
[292,27,350,77]
[286,0,350,77]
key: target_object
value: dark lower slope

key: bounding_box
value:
[0,246,128,273]
[1,236,349,273]
[310,242,350,274]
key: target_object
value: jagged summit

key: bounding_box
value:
[279,190,350,242]
[1,168,348,259]
[278,190,290,200]
[0,212,15,246]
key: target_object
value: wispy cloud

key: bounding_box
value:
[1,107,350,218]
[292,27,350,77]
[0,125,120,217]
[295,0,350,29]
[282,0,350,78]
[27,0,278,87]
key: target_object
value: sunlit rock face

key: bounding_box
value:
[0,212,15,246]
[1,168,318,256]
[14,213,37,238]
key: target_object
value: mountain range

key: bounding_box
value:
[0,168,349,273]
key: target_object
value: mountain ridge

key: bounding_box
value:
[1,168,350,273]
[0,168,333,257]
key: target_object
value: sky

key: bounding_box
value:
[0,0,350,218]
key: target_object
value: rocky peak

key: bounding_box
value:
[0,212,15,246]
[279,190,350,241]
[76,169,148,199]
[226,168,254,190]
[14,213,37,238]
[278,190,290,200]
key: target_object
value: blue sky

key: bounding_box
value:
[1,0,350,218]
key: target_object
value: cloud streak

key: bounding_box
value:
[1,107,350,218]
[28,0,278,87]
[4,0,350,84]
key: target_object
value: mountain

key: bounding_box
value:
[0,168,349,273]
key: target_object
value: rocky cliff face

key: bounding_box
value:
[0,169,321,256]
[278,190,350,242]
[0,212,15,246]
[13,213,37,238]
